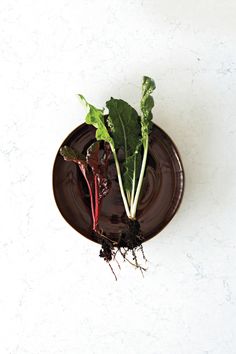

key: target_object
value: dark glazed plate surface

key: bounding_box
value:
[53,123,184,244]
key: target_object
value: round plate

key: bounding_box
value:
[53,123,184,244]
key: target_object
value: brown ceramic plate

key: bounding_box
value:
[53,123,184,244]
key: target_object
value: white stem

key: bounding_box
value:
[112,147,131,218]
[130,138,148,218]
[130,155,136,208]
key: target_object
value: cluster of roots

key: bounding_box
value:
[95,220,147,280]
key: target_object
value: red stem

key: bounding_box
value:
[80,167,96,230]
[94,175,99,231]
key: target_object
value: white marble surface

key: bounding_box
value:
[1,1,236,353]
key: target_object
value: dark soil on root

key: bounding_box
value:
[96,219,145,265]
[99,238,114,262]
[118,219,143,249]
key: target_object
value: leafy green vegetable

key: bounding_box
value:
[79,76,156,220]
[59,78,156,277]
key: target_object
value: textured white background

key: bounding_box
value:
[0,1,236,353]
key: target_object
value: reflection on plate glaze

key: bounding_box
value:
[53,123,184,243]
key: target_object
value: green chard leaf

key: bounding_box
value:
[106,98,140,153]
[140,76,156,139]
[78,94,114,147]
[106,98,141,193]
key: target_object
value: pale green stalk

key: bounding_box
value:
[130,138,148,219]
[130,155,137,208]
[126,190,131,207]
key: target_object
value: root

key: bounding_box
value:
[96,219,148,280]
[113,249,121,270]
[139,244,147,263]
[119,248,147,274]
[108,262,117,281]
[96,228,118,246]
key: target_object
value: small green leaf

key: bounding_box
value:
[140,76,156,138]
[78,94,114,147]
[60,146,86,163]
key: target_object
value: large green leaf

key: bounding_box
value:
[106,98,141,193]
[106,98,140,155]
